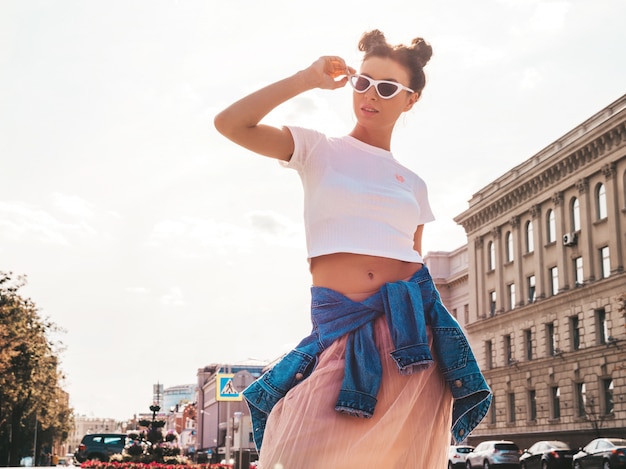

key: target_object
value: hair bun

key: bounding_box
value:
[410,37,432,68]
[358,29,387,53]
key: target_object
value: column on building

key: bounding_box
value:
[511,216,523,307]
[577,177,595,282]
[530,204,546,299]
[472,236,484,319]
[553,191,570,290]
[603,162,624,273]
[492,226,504,313]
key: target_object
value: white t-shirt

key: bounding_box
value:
[282,126,435,263]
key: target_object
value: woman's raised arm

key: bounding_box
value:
[213,56,353,161]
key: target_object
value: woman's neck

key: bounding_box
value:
[349,126,392,151]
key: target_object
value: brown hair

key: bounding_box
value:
[358,29,432,96]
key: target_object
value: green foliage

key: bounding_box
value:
[0,271,74,466]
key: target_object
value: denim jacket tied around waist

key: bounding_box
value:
[242,265,492,451]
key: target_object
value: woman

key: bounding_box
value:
[215,30,491,469]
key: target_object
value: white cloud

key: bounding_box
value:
[145,216,253,256]
[520,67,543,89]
[51,193,95,218]
[246,210,304,247]
[529,1,571,33]
[160,286,185,307]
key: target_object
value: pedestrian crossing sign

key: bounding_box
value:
[216,373,241,401]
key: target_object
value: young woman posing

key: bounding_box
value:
[215,29,491,469]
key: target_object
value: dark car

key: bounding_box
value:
[572,438,626,469]
[74,433,127,462]
[449,445,475,468]
[465,440,521,468]
[519,440,575,469]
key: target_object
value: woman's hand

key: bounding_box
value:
[303,56,356,90]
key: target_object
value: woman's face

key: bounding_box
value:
[352,56,418,132]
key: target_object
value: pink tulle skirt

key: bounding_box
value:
[258,316,454,469]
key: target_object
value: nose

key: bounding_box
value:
[364,85,378,100]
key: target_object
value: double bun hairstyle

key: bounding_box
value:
[358,29,433,97]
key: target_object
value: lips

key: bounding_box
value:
[361,105,379,114]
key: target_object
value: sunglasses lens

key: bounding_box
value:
[377,82,400,98]
[351,75,371,92]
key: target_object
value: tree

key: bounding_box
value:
[0,272,73,466]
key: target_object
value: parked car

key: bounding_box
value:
[449,445,475,468]
[465,440,521,468]
[572,438,626,469]
[519,440,575,469]
[74,433,127,462]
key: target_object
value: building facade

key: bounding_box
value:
[424,246,470,329]
[196,362,266,464]
[453,94,626,449]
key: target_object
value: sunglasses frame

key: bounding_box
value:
[348,73,415,99]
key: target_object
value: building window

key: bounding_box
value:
[546,322,556,356]
[524,329,533,360]
[570,316,581,351]
[464,304,469,325]
[600,246,610,278]
[488,241,496,271]
[528,389,537,421]
[547,209,556,243]
[596,183,607,220]
[508,393,516,423]
[551,386,561,419]
[596,308,608,345]
[506,231,514,262]
[549,266,559,295]
[489,291,496,317]
[485,340,493,370]
[504,334,512,365]
[527,275,536,303]
[526,221,534,253]
[576,382,587,417]
[507,283,516,310]
[452,308,458,319]
[490,394,497,424]
[603,378,614,415]
[574,256,584,286]
[571,197,581,231]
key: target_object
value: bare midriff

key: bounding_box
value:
[310,252,423,302]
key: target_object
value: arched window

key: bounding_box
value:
[546,209,556,243]
[488,241,496,271]
[596,183,607,220]
[506,231,514,262]
[525,221,534,253]
[571,197,580,232]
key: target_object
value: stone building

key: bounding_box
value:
[196,362,266,465]
[452,93,626,449]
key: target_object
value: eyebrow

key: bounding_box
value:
[361,73,401,83]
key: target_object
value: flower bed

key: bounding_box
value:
[80,462,232,469]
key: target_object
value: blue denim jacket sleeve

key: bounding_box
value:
[243,266,492,451]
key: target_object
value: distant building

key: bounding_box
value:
[424,246,470,329]
[163,384,196,412]
[451,93,626,449]
[196,362,266,464]
[68,416,122,455]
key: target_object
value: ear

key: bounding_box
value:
[403,92,420,111]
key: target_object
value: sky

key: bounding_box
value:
[1,0,625,421]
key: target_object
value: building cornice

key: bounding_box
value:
[455,95,626,234]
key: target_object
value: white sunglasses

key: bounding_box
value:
[348,73,415,99]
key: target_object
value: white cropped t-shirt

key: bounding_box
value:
[282,126,435,263]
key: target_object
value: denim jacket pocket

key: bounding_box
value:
[431,327,469,373]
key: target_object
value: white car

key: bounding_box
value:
[449,445,475,468]
[465,440,521,468]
